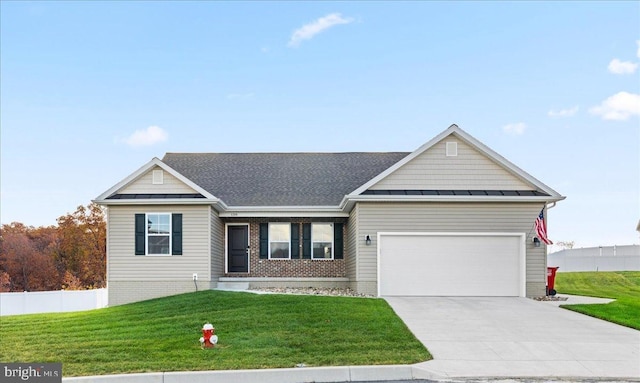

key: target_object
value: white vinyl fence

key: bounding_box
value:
[0,288,108,316]
[548,245,640,272]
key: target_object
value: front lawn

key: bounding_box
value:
[0,290,430,376]
[555,271,640,330]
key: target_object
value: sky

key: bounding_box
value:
[1,1,639,251]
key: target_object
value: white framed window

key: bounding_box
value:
[147,213,172,255]
[312,223,333,259]
[269,223,290,259]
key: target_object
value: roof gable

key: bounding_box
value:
[350,125,563,200]
[94,158,217,202]
[369,134,533,191]
[119,165,199,195]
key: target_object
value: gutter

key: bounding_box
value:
[93,199,218,206]
[94,195,565,217]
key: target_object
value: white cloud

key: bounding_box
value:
[502,122,526,135]
[607,58,638,74]
[589,91,640,121]
[123,126,168,147]
[288,13,354,48]
[548,106,579,118]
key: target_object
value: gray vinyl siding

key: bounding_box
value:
[120,166,197,194]
[354,202,546,295]
[107,205,211,282]
[370,136,533,190]
[210,207,224,279]
[345,205,359,280]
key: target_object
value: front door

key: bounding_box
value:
[227,225,249,273]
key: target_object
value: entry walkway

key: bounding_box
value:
[385,296,640,379]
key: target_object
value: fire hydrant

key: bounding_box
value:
[199,323,218,348]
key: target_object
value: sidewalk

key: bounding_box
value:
[63,365,415,383]
[61,363,640,383]
[539,294,615,306]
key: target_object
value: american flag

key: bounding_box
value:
[535,209,553,245]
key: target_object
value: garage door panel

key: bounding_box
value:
[379,234,523,297]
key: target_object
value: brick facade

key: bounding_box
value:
[223,217,347,278]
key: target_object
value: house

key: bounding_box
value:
[94,125,565,305]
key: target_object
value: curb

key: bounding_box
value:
[59,363,640,383]
[62,365,419,383]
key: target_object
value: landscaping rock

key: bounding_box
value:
[532,296,568,301]
[249,287,374,297]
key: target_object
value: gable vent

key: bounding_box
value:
[446,142,458,157]
[152,169,164,184]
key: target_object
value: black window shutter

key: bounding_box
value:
[302,223,311,259]
[134,214,146,255]
[334,223,344,259]
[172,213,183,255]
[259,223,269,259]
[291,223,300,259]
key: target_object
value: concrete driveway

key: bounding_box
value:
[384,296,640,380]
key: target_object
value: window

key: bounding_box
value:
[269,223,290,259]
[147,213,171,255]
[259,222,343,260]
[135,213,182,256]
[312,223,333,259]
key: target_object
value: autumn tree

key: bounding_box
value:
[0,203,106,292]
[0,271,11,292]
[0,223,59,291]
[56,203,106,289]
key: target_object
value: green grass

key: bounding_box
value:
[555,271,640,330]
[0,290,430,376]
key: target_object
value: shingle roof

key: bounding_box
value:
[162,152,410,206]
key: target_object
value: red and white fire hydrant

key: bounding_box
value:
[199,323,218,348]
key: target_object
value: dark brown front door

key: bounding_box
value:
[228,225,249,273]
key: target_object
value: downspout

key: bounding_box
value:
[543,201,557,296]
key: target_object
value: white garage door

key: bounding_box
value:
[378,233,525,297]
